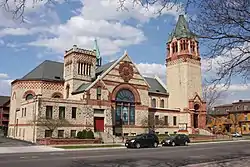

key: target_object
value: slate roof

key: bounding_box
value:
[0,96,10,107]
[144,77,167,94]
[18,59,168,95]
[21,60,64,82]
[95,60,117,76]
[168,15,197,42]
[73,82,93,94]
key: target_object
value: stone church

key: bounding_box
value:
[8,15,207,143]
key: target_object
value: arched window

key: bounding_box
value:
[12,92,16,100]
[115,89,135,125]
[152,98,156,108]
[52,92,63,98]
[66,85,70,98]
[160,99,164,108]
[26,94,34,100]
[97,86,101,100]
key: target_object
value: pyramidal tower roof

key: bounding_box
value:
[168,15,197,42]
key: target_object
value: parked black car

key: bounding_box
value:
[125,133,159,148]
[161,134,190,146]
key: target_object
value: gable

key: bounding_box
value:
[102,53,149,87]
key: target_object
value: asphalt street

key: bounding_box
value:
[0,141,250,167]
[0,137,35,147]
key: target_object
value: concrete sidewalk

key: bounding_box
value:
[0,146,64,154]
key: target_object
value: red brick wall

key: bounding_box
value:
[37,138,102,145]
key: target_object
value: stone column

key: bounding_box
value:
[188,40,191,54]
[195,42,198,56]
[177,40,181,53]
[169,43,173,57]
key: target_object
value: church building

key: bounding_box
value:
[8,15,207,143]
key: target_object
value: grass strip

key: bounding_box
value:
[56,144,123,149]
[191,139,233,143]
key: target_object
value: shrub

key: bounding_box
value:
[82,129,87,139]
[77,131,83,139]
[86,130,95,139]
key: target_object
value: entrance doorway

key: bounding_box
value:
[94,117,104,132]
[193,114,198,128]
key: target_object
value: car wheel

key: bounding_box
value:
[184,141,188,146]
[172,142,176,146]
[153,142,158,148]
[136,143,141,149]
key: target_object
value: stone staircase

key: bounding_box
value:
[99,132,124,144]
[191,128,214,136]
[198,128,214,136]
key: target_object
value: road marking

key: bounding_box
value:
[31,156,38,158]
[49,153,65,155]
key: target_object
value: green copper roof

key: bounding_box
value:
[94,38,100,59]
[168,15,197,42]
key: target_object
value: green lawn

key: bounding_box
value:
[56,144,123,149]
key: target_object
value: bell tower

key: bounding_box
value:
[64,45,96,98]
[166,15,202,111]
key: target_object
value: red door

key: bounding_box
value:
[94,117,104,132]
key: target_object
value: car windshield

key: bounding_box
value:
[135,134,145,139]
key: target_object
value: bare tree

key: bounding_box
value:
[0,0,56,20]
[141,114,167,133]
[119,0,250,88]
[32,116,71,137]
[202,82,229,112]
[191,0,250,88]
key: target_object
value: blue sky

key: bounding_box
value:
[0,0,249,105]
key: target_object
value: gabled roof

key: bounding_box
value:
[21,60,64,82]
[0,96,10,107]
[168,15,197,43]
[73,82,93,94]
[96,60,117,76]
[81,51,150,93]
[144,77,168,94]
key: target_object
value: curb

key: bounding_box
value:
[61,139,250,151]
[190,139,250,145]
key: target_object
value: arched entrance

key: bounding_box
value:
[193,103,200,128]
[113,89,135,136]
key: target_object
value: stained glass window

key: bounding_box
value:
[26,94,34,100]
[115,89,135,102]
[129,106,135,125]
[123,106,128,125]
[115,89,136,125]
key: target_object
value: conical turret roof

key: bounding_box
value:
[168,15,197,42]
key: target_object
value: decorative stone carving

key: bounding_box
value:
[119,61,134,82]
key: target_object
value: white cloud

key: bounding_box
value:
[0,40,4,45]
[26,0,183,56]
[136,63,166,81]
[0,73,9,79]
[29,18,146,55]
[0,0,184,57]
[81,0,183,23]
[0,27,50,37]
[210,83,250,92]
